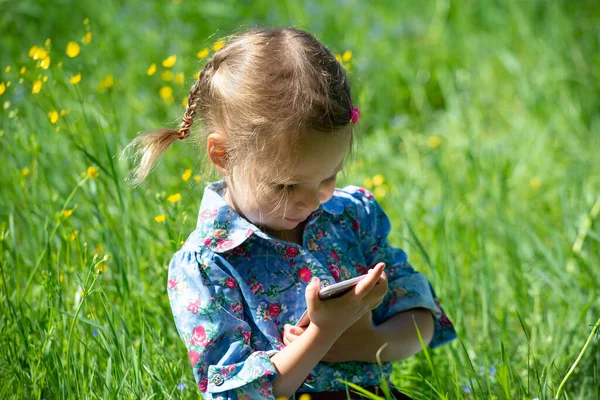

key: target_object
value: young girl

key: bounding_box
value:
[130,27,456,400]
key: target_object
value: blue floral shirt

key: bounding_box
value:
[168,180,457,399]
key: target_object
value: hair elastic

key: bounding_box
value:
[344,90,360,124]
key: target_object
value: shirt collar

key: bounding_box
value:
[194,180,344,253]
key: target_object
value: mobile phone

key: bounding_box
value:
[295,275,367,327]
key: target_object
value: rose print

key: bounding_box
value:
[250,282,264,294]
[189,350,200,367]
[198,376,208,392]
[308,238,319,251]
[168,278,178,290]
[190,325,208,346]
[329,249,340,262]
[297,267,312,283]
[231,302,243,313]
[242,331,251,344]
[328,263,341,281]
[187,299,200,314]
[352,219,360,231]
[225,277,236,289]
[268,303,281,318]
[212,229,227,238]
[216,239,235,252]
[284,246,299,259]
[203,238,213,247]
[355,264,368,275]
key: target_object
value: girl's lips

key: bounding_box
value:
[285,216,306,223]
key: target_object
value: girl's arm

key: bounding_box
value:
[271,264,388,398]
[270,323,340,398]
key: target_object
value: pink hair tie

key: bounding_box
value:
[344,90,360,124]
[351,107,360,124]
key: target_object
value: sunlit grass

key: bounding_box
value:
[1,0,599,398]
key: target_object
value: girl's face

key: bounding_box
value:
[225,126,352,234]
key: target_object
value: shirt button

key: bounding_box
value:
[321,279,330,287]
[211,373,224,386]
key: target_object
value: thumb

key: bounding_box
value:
[305,277,321,310]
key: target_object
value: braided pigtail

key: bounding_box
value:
[126,61,213,185]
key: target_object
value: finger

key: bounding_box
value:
[354,263,385,297]
[305,277,322,311]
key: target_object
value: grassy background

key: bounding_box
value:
[1,0,599,398]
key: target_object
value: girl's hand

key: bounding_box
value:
[285,263,388,342]
[284,312,378,362]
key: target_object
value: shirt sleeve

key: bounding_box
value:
[349,187,457,349]
[168,250,279,399]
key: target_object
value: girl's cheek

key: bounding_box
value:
[320,180,337,203]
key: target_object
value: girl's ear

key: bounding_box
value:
[207,133,229,175]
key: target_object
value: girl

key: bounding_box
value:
[129,27,456,400]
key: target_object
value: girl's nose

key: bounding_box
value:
[297,188,321,212]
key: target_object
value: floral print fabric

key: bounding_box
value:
[168,180,457,399]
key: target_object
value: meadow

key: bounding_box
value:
[1,0,599,398]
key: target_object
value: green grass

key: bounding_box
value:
[1,0,599,398]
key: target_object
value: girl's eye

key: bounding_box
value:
[275,183,297,192]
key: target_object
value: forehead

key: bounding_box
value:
[286,125,352,182]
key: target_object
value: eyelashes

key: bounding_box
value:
[272,174,337,193]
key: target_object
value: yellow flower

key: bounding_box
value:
[297,395,312,400]
[5,66,11,73]
[427,135,441,149]
[40,56,51,69]
[530,177,542,190]
[193,71,200,79]
[197,48,209,59]
[162,55,177,68]
[48,110,59,124]
[32,80,42,94]
[22,167,31,176]
[194,175,202,183]
[147,63,156,76]
[161,70,173,82]
[181,96,188,106]
[59,273,64,282]
[70,231,78,241]
[154,214,166,223]
[82,32,92,44]
[95,262,107,274]
[70,73,81,84]
[95,244,104,254]
[174,72,184,85]
[43,76,48,82]
[0,82,5,95]
[45,38,51,46]
[342,50,352,62]
[372,174,384,186]
[83,18,89,25]
[62,209,74,218]
[98,74,114,91]
[335,54,342,63]
[159,86,173,103]
[213,40,225,52]
[29,46,48,60]
[182,169,192,182]
[374,186,387,200]
[20,66,26,74]
[87,166,99,179]
[363,177,373,189]
[66,41,81,58]
[60,109,67,116]
[167,193,181,203]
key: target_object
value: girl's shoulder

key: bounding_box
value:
[327,185,379,215]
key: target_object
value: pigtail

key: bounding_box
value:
[125,66,209,186]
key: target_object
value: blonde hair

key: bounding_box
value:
[127,27,356,186]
